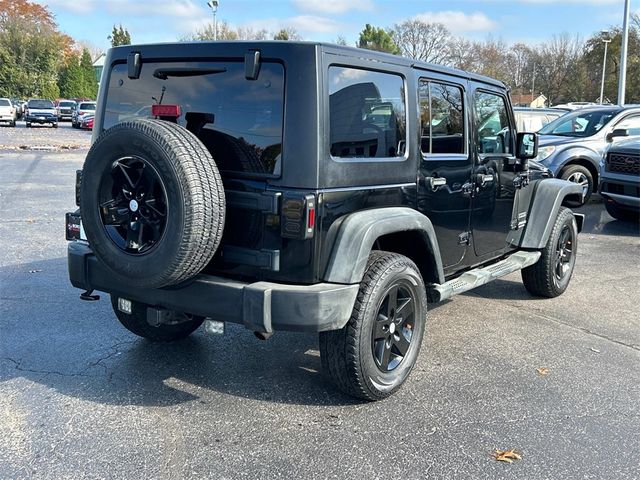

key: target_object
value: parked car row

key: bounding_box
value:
[0,98,96,130]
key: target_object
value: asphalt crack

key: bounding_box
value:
[527,309,640,352]
[1,357,94,378]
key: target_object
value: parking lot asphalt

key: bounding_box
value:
[1,145,639,479]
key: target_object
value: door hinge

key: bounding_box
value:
[458,231,471,245]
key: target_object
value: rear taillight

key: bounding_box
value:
[281,194,316,240]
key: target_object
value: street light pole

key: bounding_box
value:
[618,0,630,105]
[599,32,611,104]
[207,0,219,41]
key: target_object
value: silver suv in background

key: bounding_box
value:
[57,100,77,121]
[533,105,640,205]
[72,101,96,128]
[0,98,17,127]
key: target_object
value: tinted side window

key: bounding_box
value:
[474,91,512,154]
[329,66,406,159]
[615,114,640,136]
[419,81,465,155]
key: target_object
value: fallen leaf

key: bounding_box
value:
[28,269,42,274]
[590,348,601,353]
[492,449,522,464]
[536,367,549,376]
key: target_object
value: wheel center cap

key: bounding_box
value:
[129,199,139,212]
[389,323,396,334]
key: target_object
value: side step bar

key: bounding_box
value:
[427,251,541,303]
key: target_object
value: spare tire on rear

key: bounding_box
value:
[80,119,225,288]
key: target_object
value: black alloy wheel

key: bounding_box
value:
[320,251,427,401]
[554,224,574,282]
[522,207,578,298]
[371,283,416,372]
[98,156,168,255]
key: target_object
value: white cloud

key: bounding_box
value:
[291,0,373,15]
[104,0,203,18]
[415,11,497,33]
[36,0,96,14]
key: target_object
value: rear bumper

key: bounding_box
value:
[68,242,358,333]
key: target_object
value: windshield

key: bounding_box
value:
[539,108,619,137]
[60,101,75,107]
[28,100,54,109]
[79,103,96,110]
[0,99,10,107]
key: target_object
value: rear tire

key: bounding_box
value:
[560,164,593,206]
[320,251,427,401]
[110,295,204,342]
[522,207,578,298]
[25,122,30,128]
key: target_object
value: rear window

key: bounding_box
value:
[28,100,54,109]
[79,103,95,110]
[0,99,10,107]
[104,60,285,177]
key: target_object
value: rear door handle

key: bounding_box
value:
[475,174,494,186]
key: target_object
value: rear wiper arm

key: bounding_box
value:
[153,67,227,80]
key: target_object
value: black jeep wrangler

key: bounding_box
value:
[66,42,584,400]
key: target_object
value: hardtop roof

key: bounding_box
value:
[110,40,506,89]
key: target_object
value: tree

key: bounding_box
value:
[108,24,131,47]
[273,27,301,41]
[0,0,66,98]
[357,24,399,54]
[80,48,98,98]
[391,20,451,64]
[58,54,83,99]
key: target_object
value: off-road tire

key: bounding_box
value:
[319,251,427,401]
[605,201,639,222]
[522,207,578,298]
[560,164,593,206]
[81,119,225,288]
[110,295,204,342]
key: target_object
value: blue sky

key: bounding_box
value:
[39,0,639,52]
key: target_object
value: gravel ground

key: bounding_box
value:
[1,144,639,479]
[0,121,91,151]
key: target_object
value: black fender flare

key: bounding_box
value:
[322,207,445,284]
[520,179,583,249]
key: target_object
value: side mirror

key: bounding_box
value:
[606,128,629,142]
[516,132,538,160]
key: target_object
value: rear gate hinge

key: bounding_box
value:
[458,231,471,245]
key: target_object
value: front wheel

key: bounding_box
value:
[110,295,205,342]
[560,165,593,206]
[320,251,427,401]
[522,207,578,298]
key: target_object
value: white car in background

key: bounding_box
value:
[0,98,17,127]
[72,101,96,128]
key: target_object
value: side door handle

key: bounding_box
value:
[425,176,447,190]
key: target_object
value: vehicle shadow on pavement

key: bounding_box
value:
[0,257,361,408]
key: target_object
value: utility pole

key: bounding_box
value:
[599,32,611,104]
[207,1,219,41]
[618,0,630,105]
[531,62,536,104]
